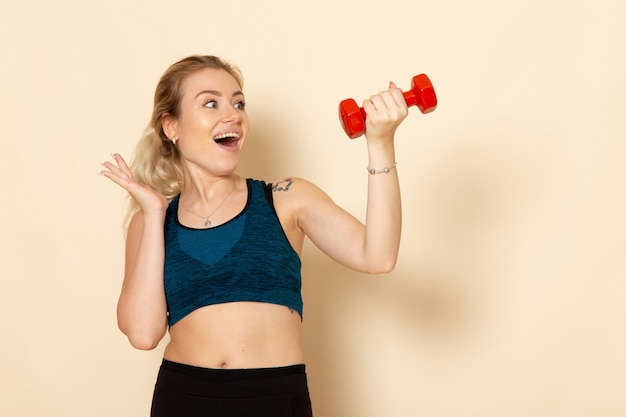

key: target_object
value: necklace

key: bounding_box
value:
[180,175,239,228]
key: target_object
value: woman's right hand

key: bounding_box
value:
[100,153,168,217]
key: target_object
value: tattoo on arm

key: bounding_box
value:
[272,178,293,192]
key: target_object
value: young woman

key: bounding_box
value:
[100,55,407,417]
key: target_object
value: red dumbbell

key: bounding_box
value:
[338,74,437,139]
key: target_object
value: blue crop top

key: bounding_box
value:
[163,179,303,327]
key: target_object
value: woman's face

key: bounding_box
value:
[168,68,249,176]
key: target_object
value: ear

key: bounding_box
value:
[161,113,178,139]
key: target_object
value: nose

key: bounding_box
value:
[222,104,242,123]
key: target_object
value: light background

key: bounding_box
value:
[1,0,625,416]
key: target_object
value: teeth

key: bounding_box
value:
[214,132,240,140]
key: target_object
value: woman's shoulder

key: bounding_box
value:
[245,176,313,192]
[268,177,332,212]
[265,176,321,195]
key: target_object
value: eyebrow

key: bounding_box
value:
[195,90,244,99]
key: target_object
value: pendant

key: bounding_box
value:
[204,219,212,228]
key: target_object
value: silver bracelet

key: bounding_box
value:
[367,162,397,175]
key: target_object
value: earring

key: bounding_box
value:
[172,137,177,145]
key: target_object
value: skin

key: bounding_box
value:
[101,67,408,369]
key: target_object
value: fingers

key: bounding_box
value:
[111,153,131,173]
[388,82,407,111]
[99,153,135,189]
[99,153,169,214]
[362,82,408,126]
[363,82,406,112]
[100,153,131,177]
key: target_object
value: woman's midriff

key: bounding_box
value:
[163,302,305,369]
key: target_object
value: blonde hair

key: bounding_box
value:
[124,55,244,229]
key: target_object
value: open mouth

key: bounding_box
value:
[214,132,240,147]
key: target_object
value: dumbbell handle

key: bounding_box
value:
[353,85,436,120]
[339,74,437,139]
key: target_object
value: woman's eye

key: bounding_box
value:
[234,101,246,110]
[203,100,217,108]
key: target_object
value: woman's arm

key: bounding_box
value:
[116,210,168,350]
[292,82,407,273]
[101,154,169,349]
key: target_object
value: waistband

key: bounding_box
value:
[159,359,306,383]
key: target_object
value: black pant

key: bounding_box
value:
[151,359,313,417]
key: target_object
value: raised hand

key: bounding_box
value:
[100,153,168,217]
[361,81,409,144]
[339,74,436,139]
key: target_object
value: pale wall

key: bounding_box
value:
[1,0,625,416]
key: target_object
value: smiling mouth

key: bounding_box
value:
[214,132,240,146]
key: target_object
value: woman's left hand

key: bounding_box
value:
[361,81,409,145]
